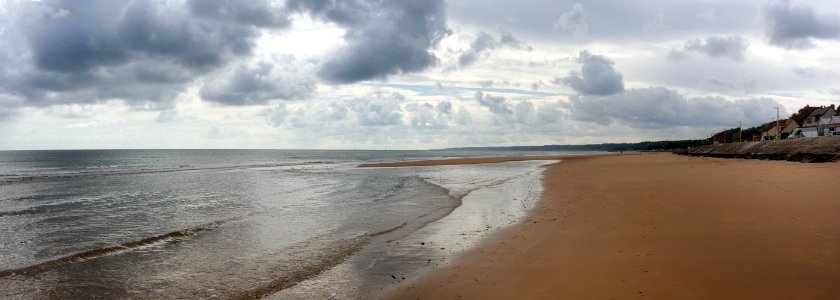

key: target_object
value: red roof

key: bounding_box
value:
[798,105,819,118]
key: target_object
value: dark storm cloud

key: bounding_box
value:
[556,50,624,96]
[317,0,451,83]
[458,31,531,67]
[28,0,258,74]
[0,0,291,109]
[285,0,373,27]
[763,1,840,49]
[1,0,456,112]
[201,58,317,106]
[570,87,785,128]
[188,0,290,28]
[0,102,17,122]
[682,36,749,61]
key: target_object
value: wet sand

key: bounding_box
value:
[357,155,595,168]
[384,152,840,299]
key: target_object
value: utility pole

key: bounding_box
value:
[739,121,742,142]
[774,107,780,140]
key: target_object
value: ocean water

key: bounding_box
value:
[0,150,582,299]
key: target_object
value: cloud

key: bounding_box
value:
[645,12,668,33]
[27,1,260,73]
[536,101,567,124]
[458,31,531,68]
[667,48,689,61]
[349,91,406,126]
[512,101,537,124]
[200,56,317,106]
[155,110,180,123]
[476,80,496,88]
[458,32,497,67]
[531,80,548,91]
[0,0,286,110]
[697,8,716,22]
[704,77,736,91]
[405,101,453,129]
[569,87,785,128]
[682,36,749,61]
[792,66,819,78]
[188,0,290,28]
[271,91,468,131]
[553,3,588,37]
[285,0,373,27]
[475,92,513,115]
[762,1,840,49]
[317,0,450,83]
[0,0,460,114]
[557,50,624,96]
[0,105,16,123]
[262,104,289,127]
[206,126,222,139]
[474,92,544,125]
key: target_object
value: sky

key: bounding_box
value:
[1,0,840,150]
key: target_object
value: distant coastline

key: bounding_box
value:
[442,139,703,152]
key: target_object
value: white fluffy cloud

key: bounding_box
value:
[570,87,785,128]
[556,50,624,96]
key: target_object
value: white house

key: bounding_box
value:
[818,116,840,136]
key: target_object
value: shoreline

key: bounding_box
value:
[386,152,840,299]
[358,153,607,168]
[269,157,563,299]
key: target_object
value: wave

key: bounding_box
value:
[0,195,100,217]
[228,220,413,299]
[370,175,425,202]
[0,206,46,217]
[0,161,340,185]
[0,219,233,278]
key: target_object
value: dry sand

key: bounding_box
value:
[382,152,840,299]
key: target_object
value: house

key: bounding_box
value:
[794,105,819,124]
[762,119,800,139]
[803,105,836,127]
[818,116,840,135]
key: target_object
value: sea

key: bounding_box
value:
[0,149,586,299]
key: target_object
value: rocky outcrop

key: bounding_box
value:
[681,137,840,163]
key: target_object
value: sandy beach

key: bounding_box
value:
[380,152,840,299]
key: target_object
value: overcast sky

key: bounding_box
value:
[2,0,839,150]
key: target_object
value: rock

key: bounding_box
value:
[680,137,840,163]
